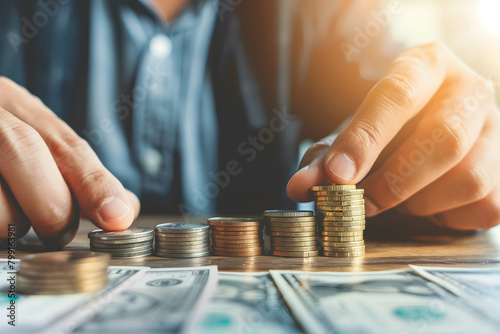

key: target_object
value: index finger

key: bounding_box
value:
[323,43,453,184]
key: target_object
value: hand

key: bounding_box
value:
[287,43,500,231]
[0,77,140,247]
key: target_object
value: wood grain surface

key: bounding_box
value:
[2,211,500,272]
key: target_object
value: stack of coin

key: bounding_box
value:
[89,228,154,258]
[312,185,365,257]
[155,223,210,258]
[208,217,263,257]
[17,251,110,295]
[264,210,318,258]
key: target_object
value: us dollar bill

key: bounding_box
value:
[411,265,500,326]
[198,272,301,334]
[0,259,147,334]
[270,269,500,334]
[72,266,218,334]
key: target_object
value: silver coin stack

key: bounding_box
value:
[88,228,154,258]
[155,223,210,258]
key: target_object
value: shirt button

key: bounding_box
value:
[141,147,163,175]
[149,34,172,58]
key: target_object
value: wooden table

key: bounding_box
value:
[3,211,500,272]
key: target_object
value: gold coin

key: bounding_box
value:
[313,189,364,196]
[317,210,365,217]
[314,199,365,207]
[271,231,316,237]
[268,221,317,228]
[268,226,316,232]
[314,195,364,201]
[320,231,363,237]
[321,226,365,232]
[211,250,262,257]
[212,230,261,236]
[266,217,316,223]
[310,185,357,191]
[321,235,363,242]
[321,240,364,247]
[323,250,365,257]
[272,250,319,258]
[272,245,317,252]
[263,210,314,218]
[18,280,107,295]
[207,217,262,227]
[323,245,365,252]
[271,240,318,247]
[321,220,365,227]
[315,205,365,212]
[271,236,317,242]
[318,215,365,222]
[212,226,261,232]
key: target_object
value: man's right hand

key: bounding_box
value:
[0,77,140,248]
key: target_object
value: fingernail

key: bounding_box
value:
[100,197,131,223]
[328,153,356,181]
[365,198,378,216]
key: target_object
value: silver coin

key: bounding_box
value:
[155,251,211,258]
[87,236,154,244]
[109,249,153,258]
[263,210,314,218]
[155,223,209,234]
[90,244,153,254]
[155,230,209,238]
[156,243,210,250]
[155,247,210,254]
[90,241,153,249]
[88,228,154,240]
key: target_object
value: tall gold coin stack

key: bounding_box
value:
[208,217,263,257]
[89,228,154,258]
[264,210,318,258]
[155,223,210,258]
[17,251,110,295]
[312,185,365,257]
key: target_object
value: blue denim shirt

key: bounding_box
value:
[0,0,298,215]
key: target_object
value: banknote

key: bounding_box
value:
[411,265,500,325]
[0,259,147,334]
[73,266,218,334]
[270,269,500,334]
[198,272,301,334]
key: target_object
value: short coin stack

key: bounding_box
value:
[208,217,263,257]
[312,185,365,257]
[264,210,318,258]
[89,228,154,258]
[17,251,110,295]
[155,223,210,258]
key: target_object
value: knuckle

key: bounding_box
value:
[476,195,500,230]
[77,169,113,194]
[0,76,13,92]
[35,206,74,236]
[377,75,416,113]
[45,133,92,162]
[351,120,383,150]
[435,122,469,163]
[0,124,42,160]
[460,164,492,201]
